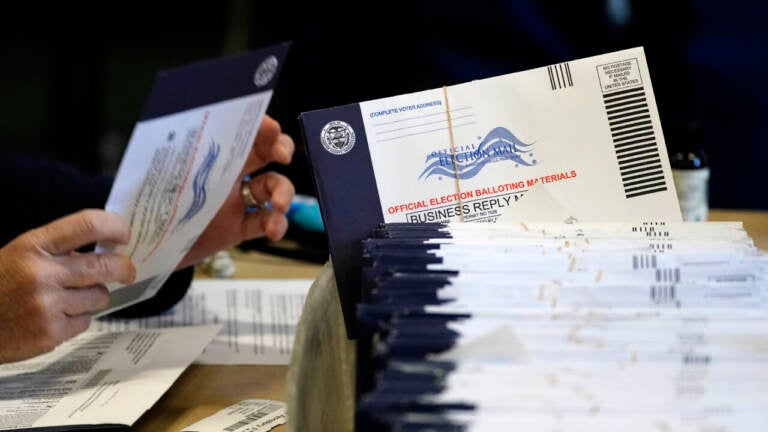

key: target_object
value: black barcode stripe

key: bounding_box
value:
[600,68,667,200]
[548,67,555,90]
[610,113,653,126]
[617,147,657,161]
[650,284,677,304]
[624,175,664,189]
[224,409,271,432]
[621,163,663,177]
[547,63,574,90]
[619,155,660,169]
[616,139,657,152]
[617,147,658,161]
[82,369,111,389]
[655,268,682,283]
[623,169,663,183]
[620,156,660,169]
[616,142,657,155]
[620,158,662,172]
[605,96,647,110]
[627,184,666,196]
[618,153,659,166]
[610,119,652,133]
[627,186,667,198]
[625,180,666,194]
[608,107,650,122]
[614,136,655,149]
[606,102,649,116]
[633,254,660,269]
[612,124,654,138]
[559,64,566,87]
[604,88,644,102]
[614,130,655,143]
[603,86,644,99]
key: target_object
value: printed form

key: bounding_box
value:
[91,279,312,365]
[0,325,220,430]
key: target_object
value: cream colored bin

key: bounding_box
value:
[287,262,356,432]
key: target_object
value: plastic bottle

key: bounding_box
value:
[668,121,709,221]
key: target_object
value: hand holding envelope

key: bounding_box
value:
[175,114,296,269]
[98,44,292,317]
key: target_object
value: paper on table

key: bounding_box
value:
[91,279,313,365]
[95,44,289,317]
[180,399,286,432]
[0,324,220,431]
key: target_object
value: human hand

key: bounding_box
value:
[0,210,136,364]
[178,114,296,269]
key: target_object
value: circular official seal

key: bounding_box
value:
[320,121,356,155]
[253,55,278,87]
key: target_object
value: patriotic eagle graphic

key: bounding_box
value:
[419,127,537,180]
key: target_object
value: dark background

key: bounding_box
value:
[1,0,766,210]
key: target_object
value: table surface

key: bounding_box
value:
[131,248,324,432]
[131,209,767,431]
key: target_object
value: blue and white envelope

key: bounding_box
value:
[300,46,681,335]
[96,43,289,316]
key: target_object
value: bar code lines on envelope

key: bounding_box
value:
[224,407,272,431]
[604,86,667,198]
[547,62,573,90]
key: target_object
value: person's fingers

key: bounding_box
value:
[243,117,295,173]
[61,285,111,316]
[246,132,295,172]
[55,252,136,287]
[273,133,295,165]
[30,209,131,255]
[245,172,295,213]
[58,314,93,341]
[242,210,290,242]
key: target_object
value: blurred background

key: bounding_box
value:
[1,0,765,233]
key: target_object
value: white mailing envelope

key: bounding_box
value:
[301,46,682,334]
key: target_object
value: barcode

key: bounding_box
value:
[655,268,681,283]
[632,254,658,269]
[649,242,672,252]
[547,63,573,90]
[603,87,667,198]
[650,284,678,306]
[224,409,271,432]
[81,369,111,389]
[682,352,711,365]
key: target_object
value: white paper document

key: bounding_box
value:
[92,279,312,365]
[180,399,286,432]
[357,221,768,430]
[0,325,220,430]
[96,45,289,317]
